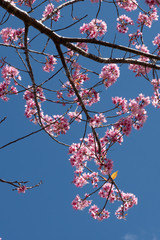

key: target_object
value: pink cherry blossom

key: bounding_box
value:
[96,157,113,175]
[112,96,128,114]
[129,44,151,76]
[114,116,132,136]
[89,204,110,220]
[99,183,116,203]
[151,78,160,91]
[145,0,160,8]
[117,0,137,11]
[75,89,100,106]
[103,127,123,145]
[51,115,70,135]
[73,174,89,188]
[0,27,24,46]
[152,33,160,55]
[80,19,107,38]
[18,0,36,7]
[137,8,158,28]
[115,192,138,219]
[129,93,150,129]
[68,111,82,122]
[17,185,27,193]
[72,195,92,210]
[89,113,107,128]
[42,3,60,21]
[151,91,160,108]
[76,42,88,53]
[43,55,57,72]
[0,65,21,101]
[117,15,134,34]
[2,65,21,81]
[129,30,142,45]
[99,64,120,88]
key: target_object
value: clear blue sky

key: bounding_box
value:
[0,1,160,240]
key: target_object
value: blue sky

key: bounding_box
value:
[0,0,160,240]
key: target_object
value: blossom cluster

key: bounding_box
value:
[17,185,27,193]
[23,86,70,135]
[129,44,151,76]
[0,65,21,101]
[117,0,137,11]
[99,64,120,88]
[24,86,46,119]
[128,30,142,45]
[76,88,100,106]
[72,182,138,220]
[89,113,107,128]
[137,8,158,28]
[113,93,150,131]
[68,111,82,122]
[18,0,36,7]
[152,33,160,55]
[117,15,134,34]
[42,3,60,21]
[151,78,160,108]
[62,63,89,98]
[80,19,107,38]
[145,0,160,8]
[43,55,57,72]
[0,27,24,46]
[115,192,138,219]
[69,133,112,173]
[73,171,99,188]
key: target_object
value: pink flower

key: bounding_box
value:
[151,91,160,108]
[0,65,21,101]
[43,55,57,72]
[76,42,88,53]
[80,19,107,38]
[89,204,110,220]
[0,27,24,46]
[129,30,142,45]
[23,86,46,119]
[2,65,21,81]
[114,116,132,136]
[96,157,113,175]
[89,113,107,128]
[68,111,82,122]
[117,15,134,34]
[151,78,160,91]
[52,115,70,135]
[115,192,138,219]
[117,0,137,11]
[17,186,27,193]
[112,96,128,114]
[128,93,150,129]
[103,127,123,144]
[145,0,159,8]
[18,0,36,7]
[137,8,158,28]
[72,195,92,210]
[152,33,160,55]
[75,89,100,106]
[42,3,60,21]
[129,44,151,76]
[99,183,116,203]
[99,64,120,88]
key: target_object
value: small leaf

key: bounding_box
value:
[111,171,118,180]
[103,177,108,181]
